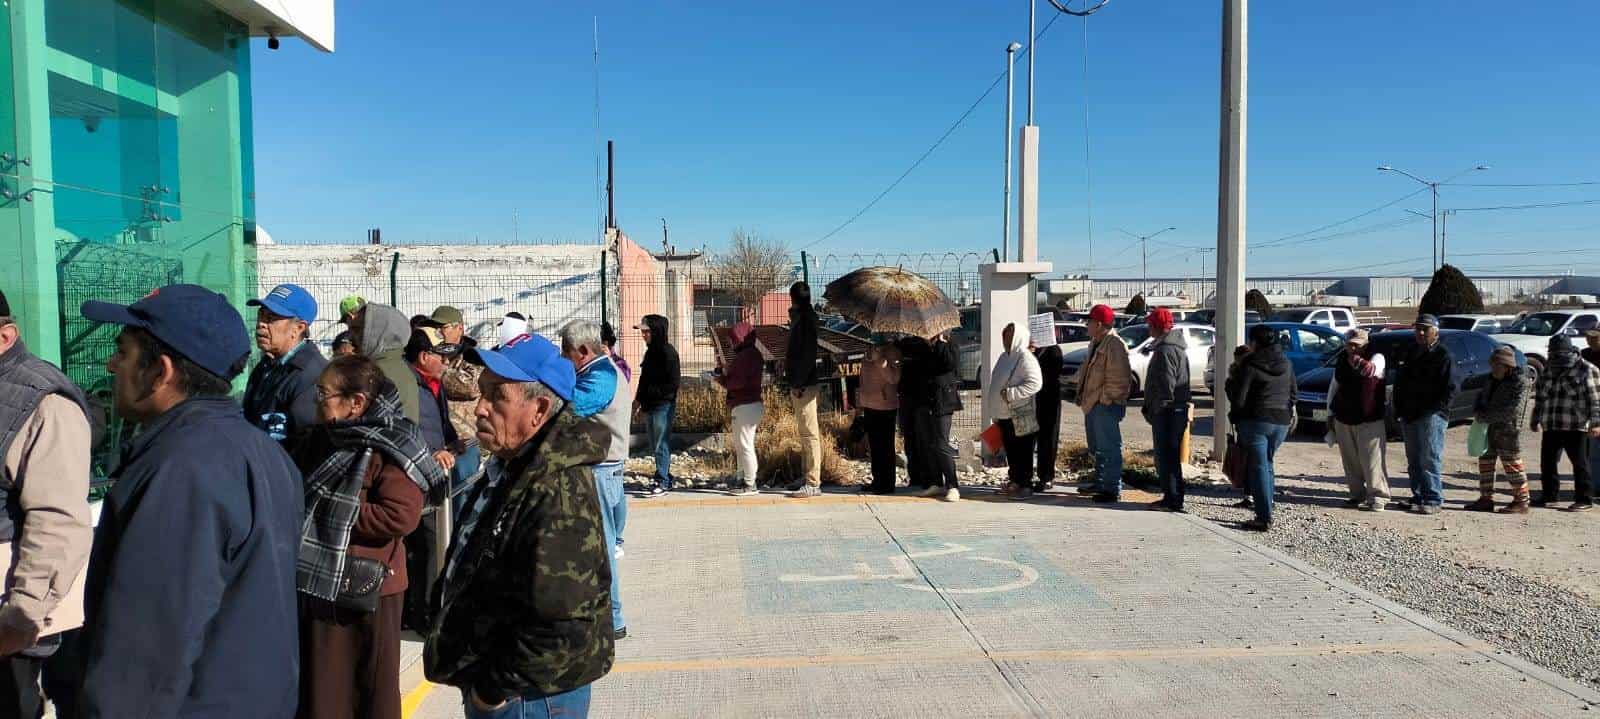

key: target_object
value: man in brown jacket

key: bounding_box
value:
[1073,304,1131,503]
[0,290,92,717]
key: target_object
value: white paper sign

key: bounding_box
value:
[1028,312,1055,348]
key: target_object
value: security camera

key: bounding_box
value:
[83,116,101,133]
[267,31,280,50]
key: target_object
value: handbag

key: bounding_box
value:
[1001,352,1039,436]
[1222,434,1247,490]
[336,556,389,614]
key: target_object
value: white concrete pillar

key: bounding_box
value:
[1017,125,1041,263]
[979,259,1053,431]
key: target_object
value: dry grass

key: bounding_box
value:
[1056,441,1156,486]
[702,387,860,486]
[672,379,731,433]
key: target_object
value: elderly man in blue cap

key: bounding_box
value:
[1393,313,1455,515]
[73,284,302,719]
[425,332,613,719]
[243,282,327,451]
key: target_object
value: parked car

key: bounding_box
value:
[1203,322,1347,394]
[821,314,871,339]
[1054,322,1091,355]
[1359,323,1409,333]
[1291,329,1528,436]
[1270,306,1357,332]
[1062,323,1216,398]
[1188,309,1263,326]
[1438,314,1516,335]
[1495,309,1600,368]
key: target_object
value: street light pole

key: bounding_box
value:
[1378,164,1489,271]
[1027,0,1036,126]
[1003,42,1022,262]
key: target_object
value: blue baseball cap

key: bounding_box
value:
[81,284,252,380]
[465,332,576,401]
[247,283,318,323]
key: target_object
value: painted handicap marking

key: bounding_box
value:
[777,543,1042,595]
[743,536,1101,614]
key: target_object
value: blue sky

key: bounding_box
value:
[249,0,1600,278]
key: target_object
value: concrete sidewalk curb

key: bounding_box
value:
[1175,510,1600,707]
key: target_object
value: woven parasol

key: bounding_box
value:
[822,266,960,337]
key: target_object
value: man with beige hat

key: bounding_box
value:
[1468,346,1533,513]
[1326,328,1391,511]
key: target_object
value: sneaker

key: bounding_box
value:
[1390,500,1414,512]
[1242,519,1271,532]
[614,627,628,641]
[1033,482,1053,493]
[1415,504,1441,516]
[1232,497,1255,509]
[1565,502,1594,512]
[1531,495,1552,508]
[996,484,1016,497]
[1076,484,1099,495]
[1360,501,1385,513]
[785,480,807,492]
[614,546,625,560]
[1497,497,1530,514]
[1010,487,1033,501]
[1463,496,1496,513]
[921,486,946,498]
[1146,500,1172,511]
[642,487,667,499]
[942,488,961,502]
[789,485,821,499]
[1091,492,1119,504]
[1341,497,1365,509]
[729,487,760,497]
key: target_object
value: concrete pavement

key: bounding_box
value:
[403,490,1599,718]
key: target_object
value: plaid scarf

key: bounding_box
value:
[298,387,448,601]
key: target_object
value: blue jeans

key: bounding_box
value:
[463,684,591,718]
[593,462,627,632]
[1148,406,1189,508]
[645,401,675,490]
[1084,403,1125,494]
[1401,414,1446,506]
[451,443,483,518]
[1237,420,1289,523]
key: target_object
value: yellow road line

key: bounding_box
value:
[400,679,437,719]
[609,640,1477,674]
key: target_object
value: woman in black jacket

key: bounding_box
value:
[1225,324,1296,531]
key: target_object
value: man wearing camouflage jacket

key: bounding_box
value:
[425,332,612,718]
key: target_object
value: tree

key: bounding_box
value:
[712,228,793,310]
[1245,289,1273,318]
[1124,294,1147,316]
[1417,263,1485,317]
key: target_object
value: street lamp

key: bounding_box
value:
[1003,41,1023,261]
[1118,226,1177,291]
[1377,164,1489,269]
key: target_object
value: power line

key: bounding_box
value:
[1252,215,1427,252]
[1452,181,1600,188]
[1255,187,1429,249]
[799,13,1065,252]
[1449,198,1600,213]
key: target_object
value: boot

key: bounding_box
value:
[1497,496,1530,514]
[1463,496,1496,512]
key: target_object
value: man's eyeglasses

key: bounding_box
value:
[315,386,363,402]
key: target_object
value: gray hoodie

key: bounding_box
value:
[1142,329,1192,418]
[359,303,421,423]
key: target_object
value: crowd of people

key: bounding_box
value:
[1,277,1597,719]
[0,283,626,718]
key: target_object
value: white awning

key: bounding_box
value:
[205,0,335,52]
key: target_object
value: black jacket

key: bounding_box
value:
[1226,345,1295,426]
[414,367,460,453]
[1033,343,1063,415]
[242,340,327,451]
[77,398,302,718]
[895,336,959,413]
[1142,331,1192,418]
[785,306,820,388]
[636,315,680,409]
[1393,340,1455,421]
[931,336,963,416]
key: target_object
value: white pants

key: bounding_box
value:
[730,402,765,488]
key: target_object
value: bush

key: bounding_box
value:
[697,387,860,486]
[672,379,730,433]
[1245,289,1273,318]
[1417,264,1485,317]
[1124,294,1147,316]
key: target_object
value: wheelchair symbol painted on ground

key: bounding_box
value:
[777,543,1040,595]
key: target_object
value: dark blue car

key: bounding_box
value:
[1292,329,1527,435]
[1204,322,1346,393]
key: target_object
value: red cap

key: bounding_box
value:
[1147,307,1174,333]
[1088,304,1115,326]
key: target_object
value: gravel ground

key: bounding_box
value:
[1179,486,1600,690]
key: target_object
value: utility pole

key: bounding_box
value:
[1117,227,1176,294]
[1213,0,1247,459]
[660,217,669,253]
[513,208,519,244]
[1378,164,1488,271]
[1003,42,1022,261]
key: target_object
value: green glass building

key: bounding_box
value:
[1,0,332,472]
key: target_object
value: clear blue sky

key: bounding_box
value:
[250,0,1600,278]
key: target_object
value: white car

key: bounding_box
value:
[1061,323,1216,397]
[1054,321,1091,356]
[1270,306,1357,332]
[1497,310,1600,367]
[1438,314,1517,335]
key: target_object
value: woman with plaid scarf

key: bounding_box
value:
[291,355,447,719]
